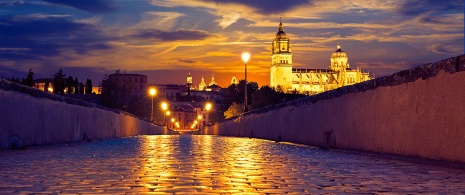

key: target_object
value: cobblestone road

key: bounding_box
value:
[1,135,465,194]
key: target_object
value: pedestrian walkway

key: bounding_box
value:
[1,135,464,194]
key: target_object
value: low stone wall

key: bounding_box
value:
[0,81,165,149]
[204,55,465,163]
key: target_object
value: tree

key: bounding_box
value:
[85,79,92,94]
[66,76,74,94]
[79,82,85,94]
[26,69,34,87]
[74,77,79,94]
[251,85,281,110]
[53,69,66,94]
[44,79,50,92]
[224,102,243,119]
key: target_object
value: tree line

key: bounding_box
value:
[208,80,306,122]
[3,68,94,94]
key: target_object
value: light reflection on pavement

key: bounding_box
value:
[0,135,465,194]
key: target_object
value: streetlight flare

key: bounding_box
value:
[161,102,168,110]
[241,52,251,64]
[205,102,212,111]
[149,88,156,96]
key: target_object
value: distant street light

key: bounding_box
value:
[205,102,212,125]
[149,88,157,122]
[241,52,251,112]
[161,102,168,125]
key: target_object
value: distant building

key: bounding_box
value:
[208,74,217,86]
[169,103,209,130]
[198,76,206,90]
[187,74,221,92]
[34,78,53,92]
[231,76,238,85]
[270,19,373,94]
[102,71,147,109]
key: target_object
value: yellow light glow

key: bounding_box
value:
[241,52,251,64]
[194,120,198,124]
[161,102,168,111]
[166,111,171,116]
[197,115,202,120]
[149,88,156,96]
[205,103,212,111]
[171,118,175,122]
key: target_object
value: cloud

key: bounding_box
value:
[130,29,211,41]
[132,11,185,30]
[0,15,112,62]
[0,17,91,36]
[12,13,70,21]
[428,39,464,54]
[178,58,201,64]
[202,0,311,15]
[42,0,117,13]
[150,0,311,28]
[397,0,463,16]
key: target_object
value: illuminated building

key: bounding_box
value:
[270,19,373,94]
[199,76,206,90]
[231,76,238,85]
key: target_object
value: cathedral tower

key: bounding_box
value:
[270,18,293,91]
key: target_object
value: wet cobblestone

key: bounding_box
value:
[1,135,465,194]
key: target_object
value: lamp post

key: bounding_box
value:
[241,52,250,112]
[197,115,202,129]
[149,88,157,122]
[171,117,175,128]
[161,102,168,125]
[205,102,212,125]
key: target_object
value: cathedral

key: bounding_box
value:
[270,19,373,95]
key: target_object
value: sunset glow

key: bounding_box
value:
[0,0,462,87]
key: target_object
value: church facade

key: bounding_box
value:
[270,19,373,95]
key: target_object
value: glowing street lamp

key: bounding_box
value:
[205,102,212,111]
[205,102,212,126]
[241,52,250,112]
[161,102,168,125]
[148,88,157,122]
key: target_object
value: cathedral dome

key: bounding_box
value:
[275,19,288,39]
[331,43,347,58]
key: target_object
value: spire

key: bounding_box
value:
[337,42,341,50]
[279,16,283,31]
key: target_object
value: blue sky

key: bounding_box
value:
[0,0,463,87]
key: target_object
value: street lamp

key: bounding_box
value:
[149,88,157,122]
[241,52,250,112]
[205,102,212,125]
[161,102,168,125]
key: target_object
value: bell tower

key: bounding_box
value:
[270,17,293,91]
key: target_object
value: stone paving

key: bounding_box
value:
[1,135,465,194]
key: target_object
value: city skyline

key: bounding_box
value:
[0,0,463,87]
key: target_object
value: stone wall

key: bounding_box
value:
[0,81,165,149]
[204,55,465,163]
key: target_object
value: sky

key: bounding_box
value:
[0,0,463,87]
